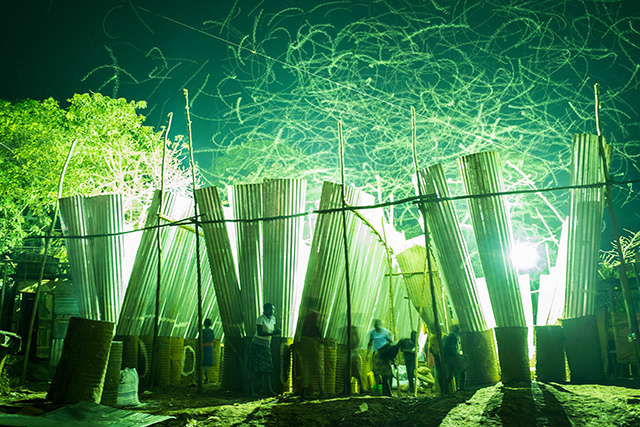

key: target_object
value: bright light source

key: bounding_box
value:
[511,242,539,271]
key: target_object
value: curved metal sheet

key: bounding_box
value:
[419,164,486,332]
[59,194,125,323]
[564,134,611,318]
[117,190,222,339]
[458,151,525,327]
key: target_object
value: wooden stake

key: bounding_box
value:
[21,139,78,385]
[411,106,447,394]
[150,113,173,390]
[0,261,8,329]
[338,120,353,394]
[185,89,204,393]
[381,220,396,339]
[594,83,640,373]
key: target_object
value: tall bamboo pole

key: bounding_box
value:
[381,222,399,394]
[150,113,173,389]
[594,83,640,372]
[411,106,447,394]
[184,89,204,393]
[415,306,422,397]
[338,121,353,393]
[0,262,8,329]
[381,222,396,339]
[21,139,78,385]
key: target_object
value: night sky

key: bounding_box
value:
[2,0,640,256]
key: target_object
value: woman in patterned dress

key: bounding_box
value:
[248,303,280,396]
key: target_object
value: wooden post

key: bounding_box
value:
[0,262,7,329]
[414,306,422,397]
[338,121,353,394]
[184,89,205,393]
[411,106,447,394]
[21,139,78,385]
[150,113,173,390]
[594,83,640,374]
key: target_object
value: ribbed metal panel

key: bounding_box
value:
[295,181,389,345]
[59,196,96,320]
[337,208,389,342]
[88,195,125,323]
[419,164,486,332]
[229,184,263,336]
[537,219,568,326]
[370,262,415,343]
[116,190,222,339]
[262,179,307,338]
[54,297,79,317]
[390,266,415,341]
[395,244,447,333]
[59,194,125,322]
[458,151,525,327]
[195,186,245,338]
[564,134,611,318]
[53,281,80,317]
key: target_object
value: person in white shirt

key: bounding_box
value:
[367,319,393,394]
[248,303,280,396]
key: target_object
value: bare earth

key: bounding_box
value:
[3,380,640,426]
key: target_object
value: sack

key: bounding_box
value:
[117,367,140,406]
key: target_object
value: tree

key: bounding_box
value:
[0,93,192,255]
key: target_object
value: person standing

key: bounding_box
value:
[248,303,280,396]
[202,318,215,383]
[373,341,403,397]
[443,324,465,391]
[349,325,367,394]
[367,319,392,394]
[400,331,417,394]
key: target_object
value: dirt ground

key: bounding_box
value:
[2,378,640,427]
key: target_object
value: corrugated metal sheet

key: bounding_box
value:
[52,280,80,317]
[419,164,486,332]
[370,262,415,344]
[116,190,222,339]
[59,194,125,323]
[262,179,307,338]
[564,134,611,318]
[295,181,390,345]
[338,210,391,343]
[195,186,245,338]
[537,220,568,326]
[229,184,263,335]
[458,151,526,328]
[0,401,174,426]
[395,244,447,334]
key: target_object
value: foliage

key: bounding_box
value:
[599,229,640,280]
[0,93,192,255]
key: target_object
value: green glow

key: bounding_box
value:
[82,0,640,275]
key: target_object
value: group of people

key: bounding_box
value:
[367,319,417,396]
[201,303,466,397]
[200,302,281,395]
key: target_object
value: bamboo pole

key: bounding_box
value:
[415,306,422,398]
[184,89,204,393]
[594,83,640,372]
[150,113,173,389]
[634,251,640,293]
[0,262,7,329]
[410,106,447,394]
[381,221,396,339]
[21,139,78,385]
[382,221,399,395]
[338,121,353,394]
